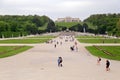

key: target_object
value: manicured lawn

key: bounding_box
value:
[76,36,104,38]
[77,39,120,43]
[38,23,48,30]
[86,46,120,60]
[0,46,33,58]
[55,22,82,28]
[27,36,56,38]
[0,38,51,44]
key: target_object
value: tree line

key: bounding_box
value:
[55,23,90,33]
[84,13,120,36]
[0,13,120,38]
[0,15,56,38]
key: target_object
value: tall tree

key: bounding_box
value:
[84,13,120,35]
[116,18,120,36]
[0,21,10,32]
[46,20,56,32]
[32,15,41,27]
[24,22,38,34]
[82,23,88,32]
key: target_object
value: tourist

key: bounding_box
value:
[75,46,78,52]
[58,57,63,67]
[75,41,77,45]
[106,60,110,71]
[70,46,74,51]
[97,57,101,65]
[57,41,59,44]
[54,44,56,48]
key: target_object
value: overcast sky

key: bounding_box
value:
[0,0,120,21]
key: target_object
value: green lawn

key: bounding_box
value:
[85,22,96,29]
[0,38,50,44]
[76,36,104,38]
[27,35,56,38]
[77,39,120,43]
[38,23,48,30]
[55,22,82,28]
[0,46,33,58]
[86,46,120,61]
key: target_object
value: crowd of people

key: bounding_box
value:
[47,35,111,71]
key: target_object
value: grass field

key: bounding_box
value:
[77,38,120,43]
[0,35,54,58]
[55,22,82,28]
[86,46,120,60]
[0,46,32,58]
[84,22,96,29]
[27,35,56,38]
[38,23,48,30]
[76,36,105,38]
[0,38,51,44]
[0,35,55,43]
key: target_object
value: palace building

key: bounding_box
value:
[56,17,80,22]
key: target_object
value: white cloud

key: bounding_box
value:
[0,0,120,20]
[61,1,93,7]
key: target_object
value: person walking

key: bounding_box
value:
[75,46,78,52]
[70,46,74,51]
[106,60,110,71]
[74,41,77,46]
[54,44,56,48]
[97,57,101,65]
[58,57,63,67]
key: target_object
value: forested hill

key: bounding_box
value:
[0,15,56,38]
[84,13,120,36]
[1,14,120,38]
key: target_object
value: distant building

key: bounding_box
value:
[56,17,80,22]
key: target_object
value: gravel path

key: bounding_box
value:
[0,36,120,80]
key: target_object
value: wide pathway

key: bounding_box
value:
[0,36,120,80]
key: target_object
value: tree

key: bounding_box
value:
[69,25,77,31]
[61,26,67,31]
[116,18,120,36]
[24,22,38,34]
[116,19,120,31]
[75,24,82,32]
[40,15,49,26]
[32,15,42,27]
[10,21,19,32]
[84,13,120,35]
[82,23,88,32]
[68,24,82,32]
[46,20,57,32]
[0,21,10,32]
[0,15,55,37]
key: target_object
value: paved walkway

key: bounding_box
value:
[0,36,120,80]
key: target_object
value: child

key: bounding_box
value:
[97,57,101,65]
